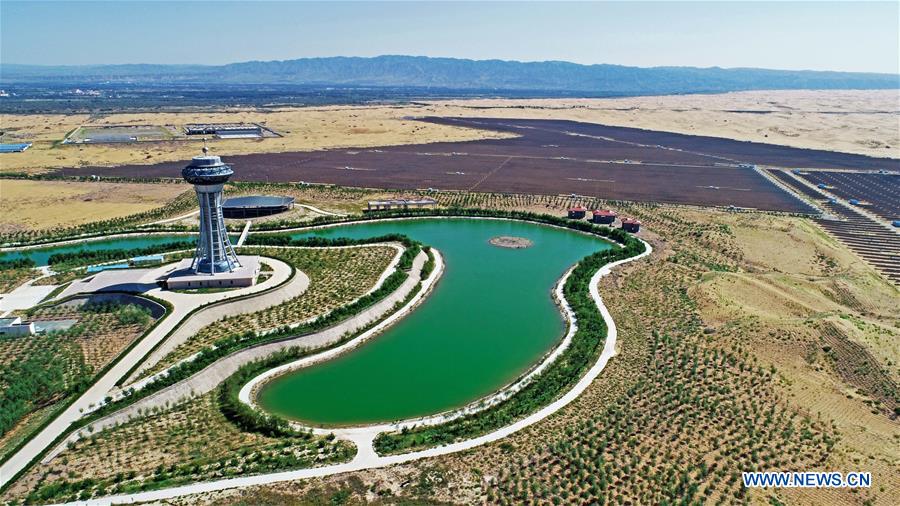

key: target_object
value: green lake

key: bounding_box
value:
[1,218,613,426]
[257,218,612,425]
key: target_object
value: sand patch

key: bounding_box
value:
[0,179,186,231]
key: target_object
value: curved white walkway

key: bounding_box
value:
[296,204,347,217]
[58,239,652,506]
[44,250,430,463]
[0,257,295,489]
[123,258,309,384]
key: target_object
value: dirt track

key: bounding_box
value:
[58,118,900,213]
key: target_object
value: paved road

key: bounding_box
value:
[144,210,200,226]
[296,204,346,216]
[123,260,310,384]
[0,257,294,488]
[55,239,652,505]
[44,250,428,462]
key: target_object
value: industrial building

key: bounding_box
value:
[222,195,295,218]
[567,206,587,219]
[365,198,437,212]
[620,218,641,233]
[184,123,271,139]
[592,209,617,224]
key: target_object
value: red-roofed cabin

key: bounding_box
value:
[620,218,641,233]
[592,209,617,224]
[568,206,587,219]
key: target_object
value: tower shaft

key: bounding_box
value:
[193,183,240,274]
[182,154,241,275]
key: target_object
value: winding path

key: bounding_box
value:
[57,238,652,506]
[125,243,404,390]
[296,204,347,217]
[0,257,297,488]
[44,249,430,463]
[123,258,310,385]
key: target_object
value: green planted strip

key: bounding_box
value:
[370,215,645,454]
[218,246,434,437]
[87,234,422,423]
[47,241,194,269]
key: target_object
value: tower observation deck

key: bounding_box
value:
[182,150,241,274]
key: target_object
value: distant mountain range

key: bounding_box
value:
[2,55,898,95]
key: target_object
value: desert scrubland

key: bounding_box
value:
[1,90,897,177]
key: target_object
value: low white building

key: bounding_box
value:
[163,255,260,290]
[0,316,35,337]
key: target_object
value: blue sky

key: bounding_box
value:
[2,1,897,73]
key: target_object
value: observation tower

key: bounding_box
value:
[182,148,241,274]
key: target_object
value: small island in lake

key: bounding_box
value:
[489,236,533,249]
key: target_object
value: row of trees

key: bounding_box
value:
[47,241,193,269]
[0,258,36,270]
[372,210,645,454]
[85,235,423,425]
[218,350,314,438]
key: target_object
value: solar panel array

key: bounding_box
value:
[769,169,900,285]
[797,171,899,223]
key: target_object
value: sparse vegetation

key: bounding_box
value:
[0,298,157,459]
[488,331,835,505]
[0,258,38,293]
[0,184,196,246]
[7,393,352,505]
[142,241,399,377]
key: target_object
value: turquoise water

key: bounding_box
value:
[0,235,188,266]
[257,218,611,425]
[0,234,238,266]
[1,219,613,426]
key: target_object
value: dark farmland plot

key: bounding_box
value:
[59,118,899,213]
[431,117,900,170]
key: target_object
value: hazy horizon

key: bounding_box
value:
[2,1,898,74]
[3,54,898,76]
